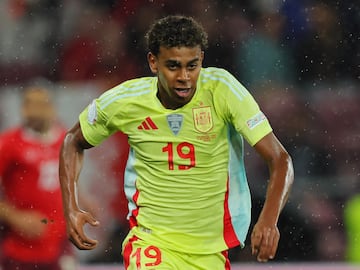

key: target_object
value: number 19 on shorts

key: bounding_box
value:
[131,246,162,269]
[162,142,196,170]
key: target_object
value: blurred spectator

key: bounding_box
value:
[254,83,313,178]
[308,87,360,182]
[292,2,347,85]
[0,86,75,270]
[0,0,62,84]
[58,4,139,90]
[280,0,312,47]
[236,12,296,88]
[336,0,360,81]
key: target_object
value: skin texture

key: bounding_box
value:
[251,133,293,262]
[59,45,294,261]
[148,45,204,110]
[59,123,99,250]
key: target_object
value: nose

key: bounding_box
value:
[178,68,190,81]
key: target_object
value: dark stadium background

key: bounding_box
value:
[0,0,359,269]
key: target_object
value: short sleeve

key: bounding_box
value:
[230,93,272,146]
[213,69,272,146]
[79,99,117,146]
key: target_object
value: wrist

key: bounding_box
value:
[258,206,280,225]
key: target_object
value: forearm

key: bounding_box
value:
[59,123,99,249]
[0,201,14,222]
[59,131,85,217]
[260,151,294,223]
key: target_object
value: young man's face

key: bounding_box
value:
[148,45,204,109]
[21,89,55,133]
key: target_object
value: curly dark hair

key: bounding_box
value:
[145,15,208,56]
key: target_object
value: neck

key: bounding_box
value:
[23,125,59,143]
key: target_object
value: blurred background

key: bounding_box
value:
[0,0,359,266]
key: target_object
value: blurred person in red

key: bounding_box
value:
[0,86,74,270]
[59,5,139,90]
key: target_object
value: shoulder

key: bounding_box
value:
[0,127,21,150]
[100,77,154,99]
[200,67,248,98]
[97,77,155,109]
[199,67,242,90]
[200,67,235,82]
[0,127,21,141]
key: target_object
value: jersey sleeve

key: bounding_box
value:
[79,98,117,146]
[214,69,272,146]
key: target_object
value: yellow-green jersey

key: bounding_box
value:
[79,67,272,254]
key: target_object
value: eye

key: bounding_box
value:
[188,63,198,70]
[168,65,177,70]
[166,63,179,70]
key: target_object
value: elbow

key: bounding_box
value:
[62,122,92,152]
[60,131,78,158]
[281,150,294,187]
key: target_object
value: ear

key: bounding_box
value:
[147,52,158,74]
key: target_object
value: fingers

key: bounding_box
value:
[68,211,100,250]
[251,226,280,262]
[69,229,98,250]
[86,212,100,227]
[251,230,262,257]
[269,231,280,259]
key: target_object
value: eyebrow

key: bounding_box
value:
[165,58,200,66]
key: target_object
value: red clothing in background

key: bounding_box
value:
[0,127,67,263]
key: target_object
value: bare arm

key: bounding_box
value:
[0,201,47,239]
[251,132,294,262]
[59,122,99,250]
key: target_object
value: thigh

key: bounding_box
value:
[123,235,176,270]
[184,250,231,270]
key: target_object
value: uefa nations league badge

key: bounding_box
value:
[167,114,183,135]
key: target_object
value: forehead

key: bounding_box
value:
[157,45,202,61]
[23,89,52,105]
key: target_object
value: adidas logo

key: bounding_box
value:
[137,117,158,130]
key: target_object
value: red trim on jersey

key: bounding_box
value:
[222,250,231,270]
[223,178,241,248]
[129,189,140,229]
[123,235,139,269]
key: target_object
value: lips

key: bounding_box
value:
[174,88,191,98]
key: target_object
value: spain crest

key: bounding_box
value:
[192,106,213,133]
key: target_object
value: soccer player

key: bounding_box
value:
[0,87,73,270]
[60,15,294,269]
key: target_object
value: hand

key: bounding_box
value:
[251,221,280,262]
[9,210,47,239]
[67,209,99,250]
